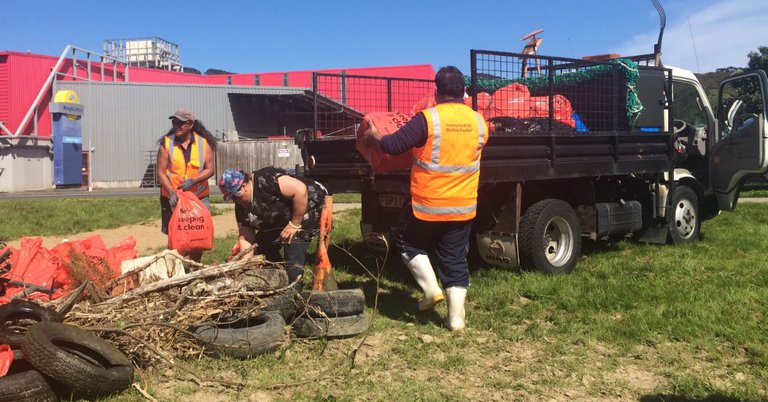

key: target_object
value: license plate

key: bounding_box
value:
[378,193,406,209]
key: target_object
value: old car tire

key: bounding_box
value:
[519,199,581,274]
[299,289,366,318]
[292,312,371,338]
[668,185,700,245]
[237,268,289,290]
[0,369,57,402]
[260,292,300,321]
[0,300,62,348]
[20,322,134,398]
[194,312,286,359]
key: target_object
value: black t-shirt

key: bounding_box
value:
[234,167,327,242]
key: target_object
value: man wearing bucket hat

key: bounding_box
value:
[219,167,329,290]
[156,108,218,262]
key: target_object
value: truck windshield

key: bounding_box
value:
[674,81,709,128]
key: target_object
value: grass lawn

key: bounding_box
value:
[0,197,160,241]
[0,197,227,242]
[742,189,768,198]
[105,204,768,401]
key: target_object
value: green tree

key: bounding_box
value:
[732,46,767,114]
[747,46,768,73]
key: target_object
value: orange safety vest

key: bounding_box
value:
[162,132,210,198]
[411,102,488,221]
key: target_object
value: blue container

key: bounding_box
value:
[51,102,84,186]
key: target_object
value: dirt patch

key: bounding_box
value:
[6,209,239,254]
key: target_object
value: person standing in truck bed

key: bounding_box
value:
[362,66,489,331]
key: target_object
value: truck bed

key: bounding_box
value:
[301,51,674,192]
[303,131,673,193]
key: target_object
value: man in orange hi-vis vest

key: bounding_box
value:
[362,66,489,331]
[156,108,217,262]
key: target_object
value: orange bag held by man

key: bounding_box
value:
[168,190,214,255]
[355,112,413,174]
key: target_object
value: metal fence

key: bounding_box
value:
[216,139,303,174]
[312,73,434,139]
[469,50,634,134]
[141,150,158,187]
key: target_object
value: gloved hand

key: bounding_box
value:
[178,178,195,191]
[168,191,178,209]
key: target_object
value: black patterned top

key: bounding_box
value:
[235,167,327,242]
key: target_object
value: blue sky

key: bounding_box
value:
[1,0,766,74]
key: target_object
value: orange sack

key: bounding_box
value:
[168,190,214,255]
[356,112,413,174]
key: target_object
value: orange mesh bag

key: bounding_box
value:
[355,112,413,174]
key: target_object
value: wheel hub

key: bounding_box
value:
[674,199,697,239]
[543,217,573,267]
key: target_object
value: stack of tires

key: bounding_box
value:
[0,300,134,401]
[293,289,370,338]
[193,268,297,359]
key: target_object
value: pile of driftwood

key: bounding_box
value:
[50,252,298,369]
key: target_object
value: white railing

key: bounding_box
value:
[3,45,130,138]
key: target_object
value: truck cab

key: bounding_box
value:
[667,67,768,217]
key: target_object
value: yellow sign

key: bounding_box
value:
[53,90,79,104]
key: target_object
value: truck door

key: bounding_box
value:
[711,70,768,211]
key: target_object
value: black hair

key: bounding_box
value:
[435,66,466,99]
[157,119,218,151]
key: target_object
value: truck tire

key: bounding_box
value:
[299,289,365,318]
[519,199,581,274]
[260,292,301,321]
[0,369,57,402]
[0,300,62,348]
[668,185,700,244]
[237,268,289,290]
[194,312,286,359]
[20,322,134,398]
[292,312,371,339]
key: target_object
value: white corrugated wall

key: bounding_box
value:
[53,81,308,187]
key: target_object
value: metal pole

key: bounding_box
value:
[88,77,92,192]
[12,45,73,137]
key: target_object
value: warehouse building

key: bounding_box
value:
[0,45,434,192]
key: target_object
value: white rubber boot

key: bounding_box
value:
[445,286,467,331]
[404,254,444,310]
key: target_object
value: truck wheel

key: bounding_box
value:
[520,199,581,274]
[668,185,700,244]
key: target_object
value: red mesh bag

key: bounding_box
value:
[355,112,413,174]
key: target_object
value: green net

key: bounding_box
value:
[467,58,643,122]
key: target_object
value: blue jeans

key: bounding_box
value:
[259,236,309,288]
